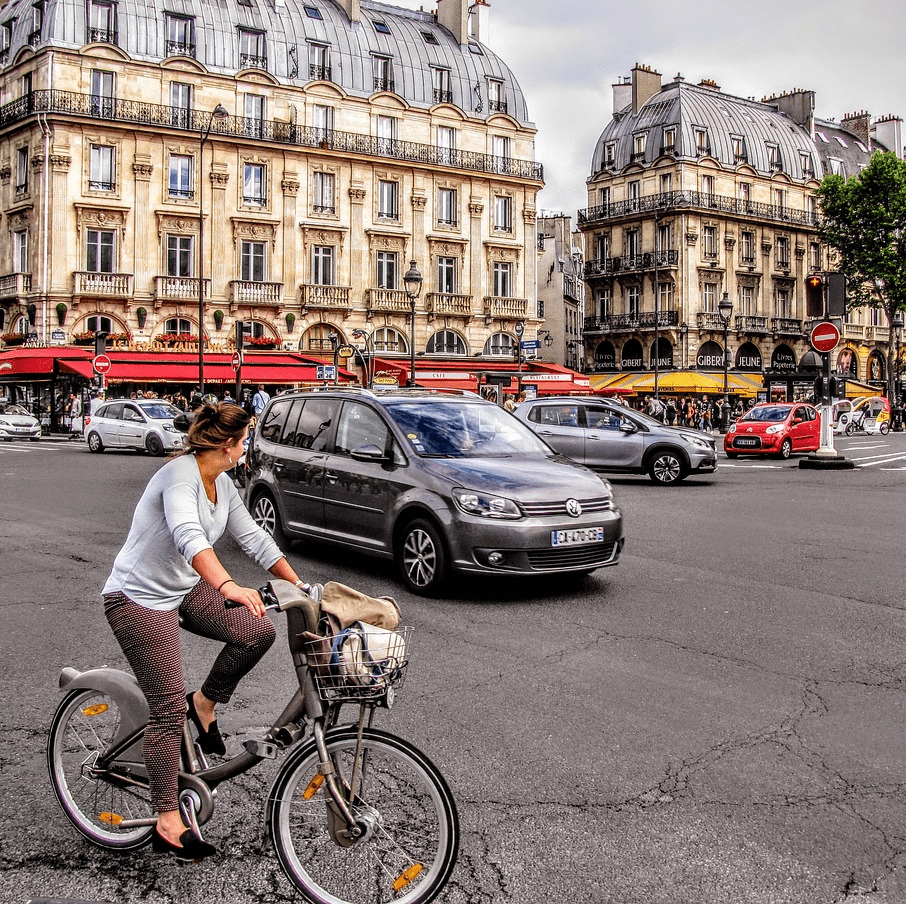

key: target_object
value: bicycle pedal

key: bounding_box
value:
[243,739,279,759]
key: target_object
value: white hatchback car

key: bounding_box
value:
[84,399,185,456]
[0,402,41,441]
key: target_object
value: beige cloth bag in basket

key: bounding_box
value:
[319,581,401,630]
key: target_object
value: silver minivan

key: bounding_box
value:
[243,388,624,595]
[84,399,185,456]
[514,396,717,485]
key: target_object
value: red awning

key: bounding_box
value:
[521,379,594,395]
[57,359,95,379]
[413,377,478,392]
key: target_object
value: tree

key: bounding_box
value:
[816,151,906,403]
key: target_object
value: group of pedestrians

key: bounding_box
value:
[641,395,748,432]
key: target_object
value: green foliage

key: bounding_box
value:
[816,151,906,314]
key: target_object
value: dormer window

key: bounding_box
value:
[487,79,506,113]
[304,5,322,19]
[631,132,645,162]
[422,30,439,45]
[662,127,675,153]
[239,28,267,70]
[432,67,452,105]
[731,135,746,162]
[166,14,195,58]
[87,0,116,45]
[604,142,616,167]
[693,127,710,155]
[372,55,393,92]
[308,42,331,81]
[372,20,391,34]
[767,143,782,171]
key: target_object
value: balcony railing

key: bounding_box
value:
[300,284,351,310]
[309,64,332,81]
[154,276,209,303]
[583,310,679,333]
[0,90,544,183]
[0,272,31,298]
[483,296,528,320]
[584,249,678,277]
[373,78,395,93]
[488,99,508,113]
[433,89,453,105]
[771,318,803,335]
[366,288,411,314]
[87,27,117,45]
[230,280,282,307]
[239,53,268,70]
[735,315,768,333]
[697,311,732,330]
[425,292,473,318]
[166,40,195,57]
[578,190,817,228]
[74,271,132,296]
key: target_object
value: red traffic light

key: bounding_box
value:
[805,274,825,318]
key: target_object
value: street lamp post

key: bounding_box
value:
[894,312,904,430]
[403,260,423,387]
[197,104,229,395]
[352,328,377,388]
[717,292,733,432]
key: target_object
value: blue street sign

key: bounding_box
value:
[317,365,336,380]
[520,339,541,349]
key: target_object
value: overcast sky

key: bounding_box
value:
[391,0,905,217]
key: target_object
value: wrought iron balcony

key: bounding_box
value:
[301,284,352,311]
[771,317,803,335]
[166,40,195,57]
[584,249,678,277]
[240,53,268,70]
[309,64,332,81]
[583,310,679,333]
[433,89,453,105]
[87,27,117,45]
[0,90,544,183]
[74,271,132,296]
[373,78,395,93]
[697,311,732,330]
[230,280,282,307]
[0,272,31,299]
[489,99,508,113]
[578,190,817,229]
[483,296,528,321]
[425,292,473,319]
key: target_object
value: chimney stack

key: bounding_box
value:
[437,0,469,45]
[631,64,662,115]
[333,0,361,22]
[841,111,871,148]
[763,89,815,135]
[873,115,904,160]
[612,76,631,114]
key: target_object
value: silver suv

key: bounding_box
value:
[242,388,624,595]
[514,396,717,485]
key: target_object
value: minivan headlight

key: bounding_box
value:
[163,423,180,433]
[452,488,522,519]
[680,432,711,449]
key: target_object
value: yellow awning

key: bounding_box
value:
[590,371,762,397]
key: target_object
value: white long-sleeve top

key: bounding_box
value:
[103,454,283,610]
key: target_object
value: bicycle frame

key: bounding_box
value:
[57,580,371,840]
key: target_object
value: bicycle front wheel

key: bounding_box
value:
[268,727,458,904]
[48,688,155,849]
[879,421,891,435]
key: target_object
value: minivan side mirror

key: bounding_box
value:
[619,422,638,434]
[350,443,389,462]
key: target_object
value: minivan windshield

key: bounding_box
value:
[137,403,182,420]
[384,400,554,458]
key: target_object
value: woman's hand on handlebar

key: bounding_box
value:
[223,583,267,618]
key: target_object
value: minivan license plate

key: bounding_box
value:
[551,527,604,547]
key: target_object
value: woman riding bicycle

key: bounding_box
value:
[102,402,308,861]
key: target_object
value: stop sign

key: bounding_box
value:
[92,354,112,375]
[809,321,840,353]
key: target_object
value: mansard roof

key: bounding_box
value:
[2,0,531,124]
[590,79,876,182]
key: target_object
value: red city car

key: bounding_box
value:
[724,402,822,459]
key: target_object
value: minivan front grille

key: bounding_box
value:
[521,497,613,517]
[527,540,620,570]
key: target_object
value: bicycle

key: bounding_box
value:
[48,580,459,904]
[845,412,890,436]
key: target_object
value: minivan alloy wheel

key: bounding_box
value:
[400,519,447,595]
[648,451,685,485]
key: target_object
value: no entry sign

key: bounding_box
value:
[809,321,840,353]
[92,354,112,375]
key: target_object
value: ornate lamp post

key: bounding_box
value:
[197,104,230,394]
[893,312,904,430]
[403,260,423,387]
[717,292,733,431]
[352,327,377,388]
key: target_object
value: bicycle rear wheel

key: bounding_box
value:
[267,727,458,904]
[48,688,155,849]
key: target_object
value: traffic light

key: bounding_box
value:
[826,272,847,317]
[235,320,245,351]
[805,274,825,318]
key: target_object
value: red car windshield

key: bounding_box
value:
[741,407,791,423]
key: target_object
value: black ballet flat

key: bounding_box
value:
[185,692,226,756]
[152,827,218,862]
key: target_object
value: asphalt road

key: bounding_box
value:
[1,434,906,904]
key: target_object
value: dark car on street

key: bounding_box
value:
[514,395,717,485]
[242,388,624,595]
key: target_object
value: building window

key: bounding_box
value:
[239,28,267,69]
[828,157,845,176]
[167,235,194,276]
[486,333,516,357]
[493,195,512,231]
[241,241,267,281]
[90,69,115,118]
[86,229,115,273]
[625,228,639,259]
[170,81,192,128]
[373,55,393,92]
[739,284,754,316]
[167,153,193,199]
[0,20,12,60]
[244,94,265,138]
[774,188,786,212]
[694,128,709,154]
[627,179,641,211]
[776,287,792,319]
[492,261,512,297]
[731,135,746,162]
[164,317,193,334]
[243,163,267,206]
[487,78,506,113]
[377,180,398,219]
[313,171,335,213]
[702,282,717,313]
[740,230,756,264]
[309,42,330,81]
[626,285,640,318]
[15,146,29,193]
[631,132,645,160]
[376,251,398,289]
[376,115,397,153]
[492,135,511,170]
[776,236,790,270]
[597,286,612,317]
[437,187,457,226]
[604,142,616,167]
[800,152,814,177]
[312,246,334,285]
[809,242,822,271]
[662,127,675,153]
[426,330,466,355]
[656,223,671,253]
[13,230,27,273]
[372,19,391,34]
[373,326,404,352]
[767,144,781,170]
[86,315,114,334]
[312,103,333,139]
[437,256,456,294]
[89,145,115,191]
[738,181,751,208]
[436,125,455,164]
[166,14,194,57]
[657,281,673,311]
[595,233,610,261]
[700,174,715,199]
[702,226,718,259]
[432,67,452,105]
[659,173,672,194]
[303,5,322,18]
[88,0,116,44]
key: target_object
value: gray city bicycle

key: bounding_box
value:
[47,580,458,904]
